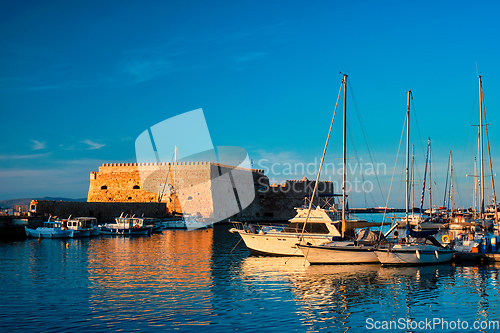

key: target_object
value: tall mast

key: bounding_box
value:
[481,76,499,227]
[479,75,485,218]
[406,90,411,226]
[341,73,347,237]
[450,161,454,214]
[428,138,432,219]
[173,146,177,214]
[473,155,478,217]
[443,150,451,208]
[411,144,415,214]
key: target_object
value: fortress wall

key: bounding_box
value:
[85,162,334,222]
[31,200,168,223]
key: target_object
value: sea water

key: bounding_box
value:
[1,223,500,332]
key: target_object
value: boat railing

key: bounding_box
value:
[231,221,320,235]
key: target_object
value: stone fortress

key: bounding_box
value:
[32,161,335,223]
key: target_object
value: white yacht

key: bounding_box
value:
[230,205,343,256]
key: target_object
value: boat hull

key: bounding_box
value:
[72,229,91,237]
[297,244,378,264]
[162,220,208,230]
[235,231,333,256]
[25,226,74,239]
[374,244,455,265]
[99,226,151,236]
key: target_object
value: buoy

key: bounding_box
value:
[416,249,421,260]
[435,250,439,259]
[442,234,450,244]
[66,243,69,248]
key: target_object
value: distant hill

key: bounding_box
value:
[0,197,87,209]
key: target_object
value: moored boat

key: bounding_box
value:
[25,218,74,239]
[374,90,454,265]
[230,205,343,256]
[99,216,152,236]
[67,216,98,237]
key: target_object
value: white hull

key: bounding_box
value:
[297,243,378,264]
[236,231,332,256]
[163,220,208,230]
[374,244,455,265]
[25,226,74,239]
[99,225,151,236]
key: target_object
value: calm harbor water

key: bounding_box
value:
[2,223,500,332]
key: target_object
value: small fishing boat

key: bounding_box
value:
[99,216,152,236]
[67,216,99,237]
[162,214,209,230]
[25,218,74,239]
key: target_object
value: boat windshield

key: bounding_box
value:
[283,222,330,234]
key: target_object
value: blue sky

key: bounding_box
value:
[1,0,500,209]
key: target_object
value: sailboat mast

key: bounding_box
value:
[473,155,478,217]
[173,146,177,214]
[411,144,415,214]
[479,75,485,218]
[341,73,347,235]
[481,76,499,227]
[406,90,411,223]
[450,161,454,214]
[428,138,432,219]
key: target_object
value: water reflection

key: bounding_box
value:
[87,230,214,330]
[4,226,500,332]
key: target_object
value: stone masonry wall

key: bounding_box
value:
[85,162,334,222]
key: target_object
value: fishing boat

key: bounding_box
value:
[295,74,386,264]
[162,214,209,230]
[25,218,74,239]
[374,90,454,265]
[66,216,98,237]
[99,215,152,236]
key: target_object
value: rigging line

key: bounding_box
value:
[229,238,243,253]
[482,90,498,223]
[443,153,451,207]
[348,82,389,200]
[299,77,343,241]
[382,112,407,226]
[346,125,374,208]
[154,151,177,216]
[410,98,426,158]
[429,143,440,208]
[157,151,176,203]
[451,154,462,208]
[457,88,479,179]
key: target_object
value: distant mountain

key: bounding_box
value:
[0,197,87,209]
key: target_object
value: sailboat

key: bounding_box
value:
[395,138,445,230]
[161,147,208,230]
[296,74,386,264]
[374,90,455,265]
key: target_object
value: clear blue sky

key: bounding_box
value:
[1,0,500,209]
